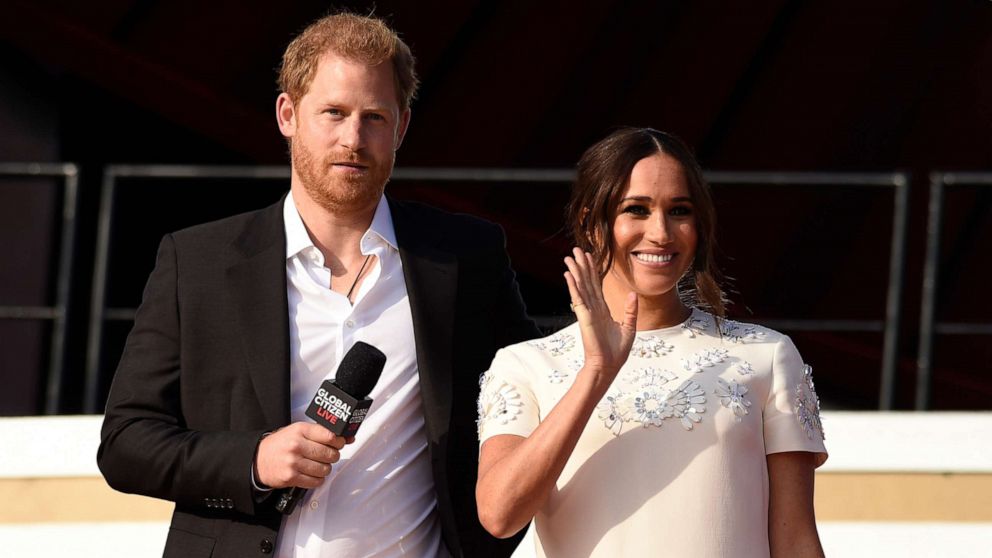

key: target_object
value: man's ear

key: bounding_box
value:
[394,108,411,150]
[276,93,297,139]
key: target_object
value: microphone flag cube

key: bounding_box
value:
[305,380,374,437]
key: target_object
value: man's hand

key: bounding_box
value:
[254,422,353,489]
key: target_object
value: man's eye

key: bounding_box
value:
[365,113,386,121]
[325,109,343,116]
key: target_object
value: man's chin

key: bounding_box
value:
[304,179,385,214]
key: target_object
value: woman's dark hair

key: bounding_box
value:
[566,127,727,316]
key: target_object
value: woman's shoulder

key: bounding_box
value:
[716,315,789,344]
[681,309,792,353]
[498,321,584,363]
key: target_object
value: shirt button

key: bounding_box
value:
[345,320,355,328]
[310,499,319,510]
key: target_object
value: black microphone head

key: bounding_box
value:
[334,341,387,398]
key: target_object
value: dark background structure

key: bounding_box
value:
[1,0,990,415]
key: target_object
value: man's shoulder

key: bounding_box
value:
[169,198,283,250]
[389,197,503,244]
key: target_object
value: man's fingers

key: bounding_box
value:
[294,471,326,490]
[298,458,333,479]
[301,423,346,449]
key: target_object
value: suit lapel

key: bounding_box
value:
[390,197,457,445]
[226,198,292,428]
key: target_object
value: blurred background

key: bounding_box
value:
[0,0,990,555]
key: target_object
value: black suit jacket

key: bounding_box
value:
[98,195,539,558]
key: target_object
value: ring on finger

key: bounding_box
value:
[570,301,586,312]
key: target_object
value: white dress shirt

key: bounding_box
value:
[276,191,447,557]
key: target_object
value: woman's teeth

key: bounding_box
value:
[635,253,673,263]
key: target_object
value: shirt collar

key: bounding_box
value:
[284,191,398,260]
[364,194,398,253]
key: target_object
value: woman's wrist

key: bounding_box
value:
[574,363,619,396]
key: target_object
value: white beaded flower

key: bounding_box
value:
[671,380,707,430]
[681,315,710,338]
[478,380,523,432]
[681,348,730,374]
[547,369,569,384]
[715,378,751,422]
[597,392,633,436]
[719,320,768,344]
[529,332,576,357]
[626,366,678,389]
[794,364,825,440]
[630,335,675,358]
[735,361,755,376]
[599,379,706,433]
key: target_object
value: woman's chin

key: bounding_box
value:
[629,283,680,301]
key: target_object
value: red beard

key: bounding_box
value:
[292,140,393,214]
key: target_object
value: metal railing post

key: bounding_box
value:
[915,173,946,410]
[84,167,118,413]
[45,164,79,414]
[879,174,910,410]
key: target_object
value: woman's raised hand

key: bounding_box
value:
[563,248,638,379]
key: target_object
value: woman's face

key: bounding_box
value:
[606,152,698,300]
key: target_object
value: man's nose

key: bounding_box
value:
[339,116,366,152]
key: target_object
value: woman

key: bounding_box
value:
[476,128,827,557]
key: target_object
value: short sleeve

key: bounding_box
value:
[478,347,541,444]
[762,336,828,467]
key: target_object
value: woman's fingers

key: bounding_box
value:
[571,248,601,305]
[622,291,638,334]
[583,250,605,306]
[563,269,583,308]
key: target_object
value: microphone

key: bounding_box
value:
[274,341,387,514]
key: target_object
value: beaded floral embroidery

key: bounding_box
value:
[735,361,755,376]
[719,320,768,344]
[681,314,710,338]
[794,364,824,440]
[476,371,495,436]
[529,331,576,357]
[596,367,706,435]
[715,378,751,422]
[547,369,569,384]
[681,348,730,374]
[478,379,523,435]
[630,335,675,358]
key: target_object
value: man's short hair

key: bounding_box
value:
[278,12,419,111]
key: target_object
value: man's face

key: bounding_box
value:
[278,52,410,214]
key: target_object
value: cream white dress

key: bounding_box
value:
[478,309,827,558]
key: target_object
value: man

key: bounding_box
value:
[98,13,538,558]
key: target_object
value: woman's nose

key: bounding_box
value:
[644,214,671,244]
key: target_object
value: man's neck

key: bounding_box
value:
[291,184,377,273]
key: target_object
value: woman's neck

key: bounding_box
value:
[602,271,692,331]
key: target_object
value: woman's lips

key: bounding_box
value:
[632,252,676,267]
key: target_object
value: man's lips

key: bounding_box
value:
[330,162,369,171]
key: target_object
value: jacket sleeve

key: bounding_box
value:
[97,234,267,516]
[487,223,541,347]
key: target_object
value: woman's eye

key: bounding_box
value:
[670,205,693,216]
[622,205,650,216]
